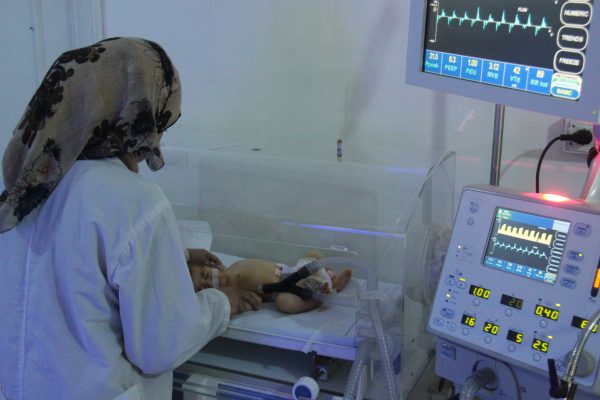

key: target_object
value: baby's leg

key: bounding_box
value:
[274,293,321,314]
[332,268,352,292]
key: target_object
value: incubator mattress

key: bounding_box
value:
[215,252,403,361]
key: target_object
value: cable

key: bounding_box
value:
[587,146,598,168]
[500,360,522,400]
[535,129,592,193]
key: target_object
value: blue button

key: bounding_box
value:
[456,281,467,289]
[560,277,577,289]
[565,264,581,275]
[504,63,528,90]
[440,342,456,360]
[467,217,475,226]
[481,60,505,86]
[433,317,444,327]
[567,250,584,261]
[461,57,482,81]
[551,84,580,100]
[527,67,552,95]
[469,201,479,213]
[445,277,456,286]
[441,53,461,77]
[574,223,591,237]
[424,50,442,74]
[441,307,455,319]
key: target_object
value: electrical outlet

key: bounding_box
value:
[562,119,595,155]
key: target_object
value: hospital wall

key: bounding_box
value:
[0,0,590,202]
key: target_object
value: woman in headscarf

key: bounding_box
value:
[0,37,260,400]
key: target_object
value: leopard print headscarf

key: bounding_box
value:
[0,37,181,232]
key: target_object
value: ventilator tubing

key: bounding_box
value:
[310,257,398,400]
[342,339,374,400]
[459,368,496,400]
[312,291,358,308]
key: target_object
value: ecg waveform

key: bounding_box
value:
[436,7,552,36]
[497,223,553,246]
[492,240,549,260]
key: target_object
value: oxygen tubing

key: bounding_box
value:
[310,257,398,400]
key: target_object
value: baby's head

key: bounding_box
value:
[188,264,227,291]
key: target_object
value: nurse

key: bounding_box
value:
[0,37,261,400]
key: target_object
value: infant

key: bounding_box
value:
[188,252,352,314]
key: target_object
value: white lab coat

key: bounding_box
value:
[0,159,230,400]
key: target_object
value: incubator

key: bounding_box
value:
[140,134,456,399]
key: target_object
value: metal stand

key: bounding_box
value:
[490,104,505,186]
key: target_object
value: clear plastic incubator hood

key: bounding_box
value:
[141,134,456,400]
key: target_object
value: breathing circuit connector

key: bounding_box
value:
[459,368,496,400]
[259,266,314,300]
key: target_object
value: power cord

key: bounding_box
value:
[535,129,593,193]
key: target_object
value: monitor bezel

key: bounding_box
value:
[405,0,600,122]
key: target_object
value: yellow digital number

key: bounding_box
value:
[532,339,549,353]
[534,305,559,321]
[580,319,599,333]
[484,322,499,335]
[462,315,476,327]
[515,333,523,343]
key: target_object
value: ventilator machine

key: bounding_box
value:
[406,0,600,398]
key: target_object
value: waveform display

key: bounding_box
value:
[436,7,552,36]
[424,0,566,69]
[484,219,565,273]
[497,223,553,246]
[492,240,548,260]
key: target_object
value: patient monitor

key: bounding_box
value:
[406,0,600,121]
[429,185,600,398]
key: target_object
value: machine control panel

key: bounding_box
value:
[429,185,600,387]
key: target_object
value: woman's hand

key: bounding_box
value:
[218,287,262,316]
[187,248,224,270]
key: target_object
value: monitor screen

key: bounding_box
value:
[482,207,570,284]
[406,0,600,121]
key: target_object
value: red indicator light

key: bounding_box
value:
[541,193,570,203]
